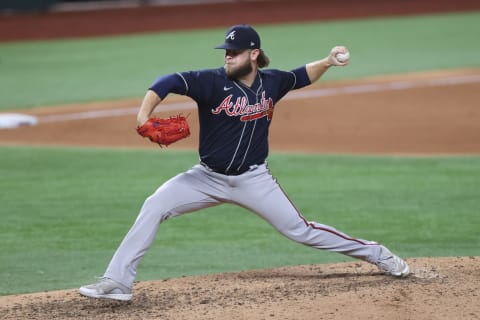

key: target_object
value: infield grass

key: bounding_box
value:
[0,11,479,110]
[1,146,479,295]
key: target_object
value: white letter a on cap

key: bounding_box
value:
[226,30,236,40]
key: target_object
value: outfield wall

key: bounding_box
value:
[1,0,480,42]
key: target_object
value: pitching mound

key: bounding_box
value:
[1,256,478,320]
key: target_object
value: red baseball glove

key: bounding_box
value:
[136,115,190,147]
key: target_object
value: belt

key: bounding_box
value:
[200,161,261,176]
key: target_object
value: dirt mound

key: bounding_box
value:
[1,257,478,320]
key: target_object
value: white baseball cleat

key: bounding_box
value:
[375,245,410,277]
[79,277,132,301]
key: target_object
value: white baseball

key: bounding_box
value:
[336,51,350,62]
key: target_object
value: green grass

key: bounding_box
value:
[0,11,479,110]
[1,11,479,296]
[1,146,479,295]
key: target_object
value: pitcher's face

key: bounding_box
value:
[223,49,254,80]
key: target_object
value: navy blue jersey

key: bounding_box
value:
[150,66,310,174]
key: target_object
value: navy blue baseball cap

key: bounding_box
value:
[215,24,261,50]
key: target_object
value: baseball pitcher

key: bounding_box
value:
[80,24,409,301]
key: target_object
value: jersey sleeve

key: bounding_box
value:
[270,66,311,101]
[148,73,188,100]
[290,65,311,90]
[151,69,219,104]
[176,70,211,103]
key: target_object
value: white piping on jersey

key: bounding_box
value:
[225,81,249,173]
[289,71,297,90]
[238,119,257,171]
[236,75,264,171]
[176,72,189,94]
[225,72,263,173]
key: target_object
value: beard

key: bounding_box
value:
[225,60,253,80]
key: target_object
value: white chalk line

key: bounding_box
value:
[39,102,194,123]
[285,74,480,100]
[38,74,480,123]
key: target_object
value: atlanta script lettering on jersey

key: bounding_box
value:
[211,91,274,122]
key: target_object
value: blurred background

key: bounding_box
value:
[0,0,237,13]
